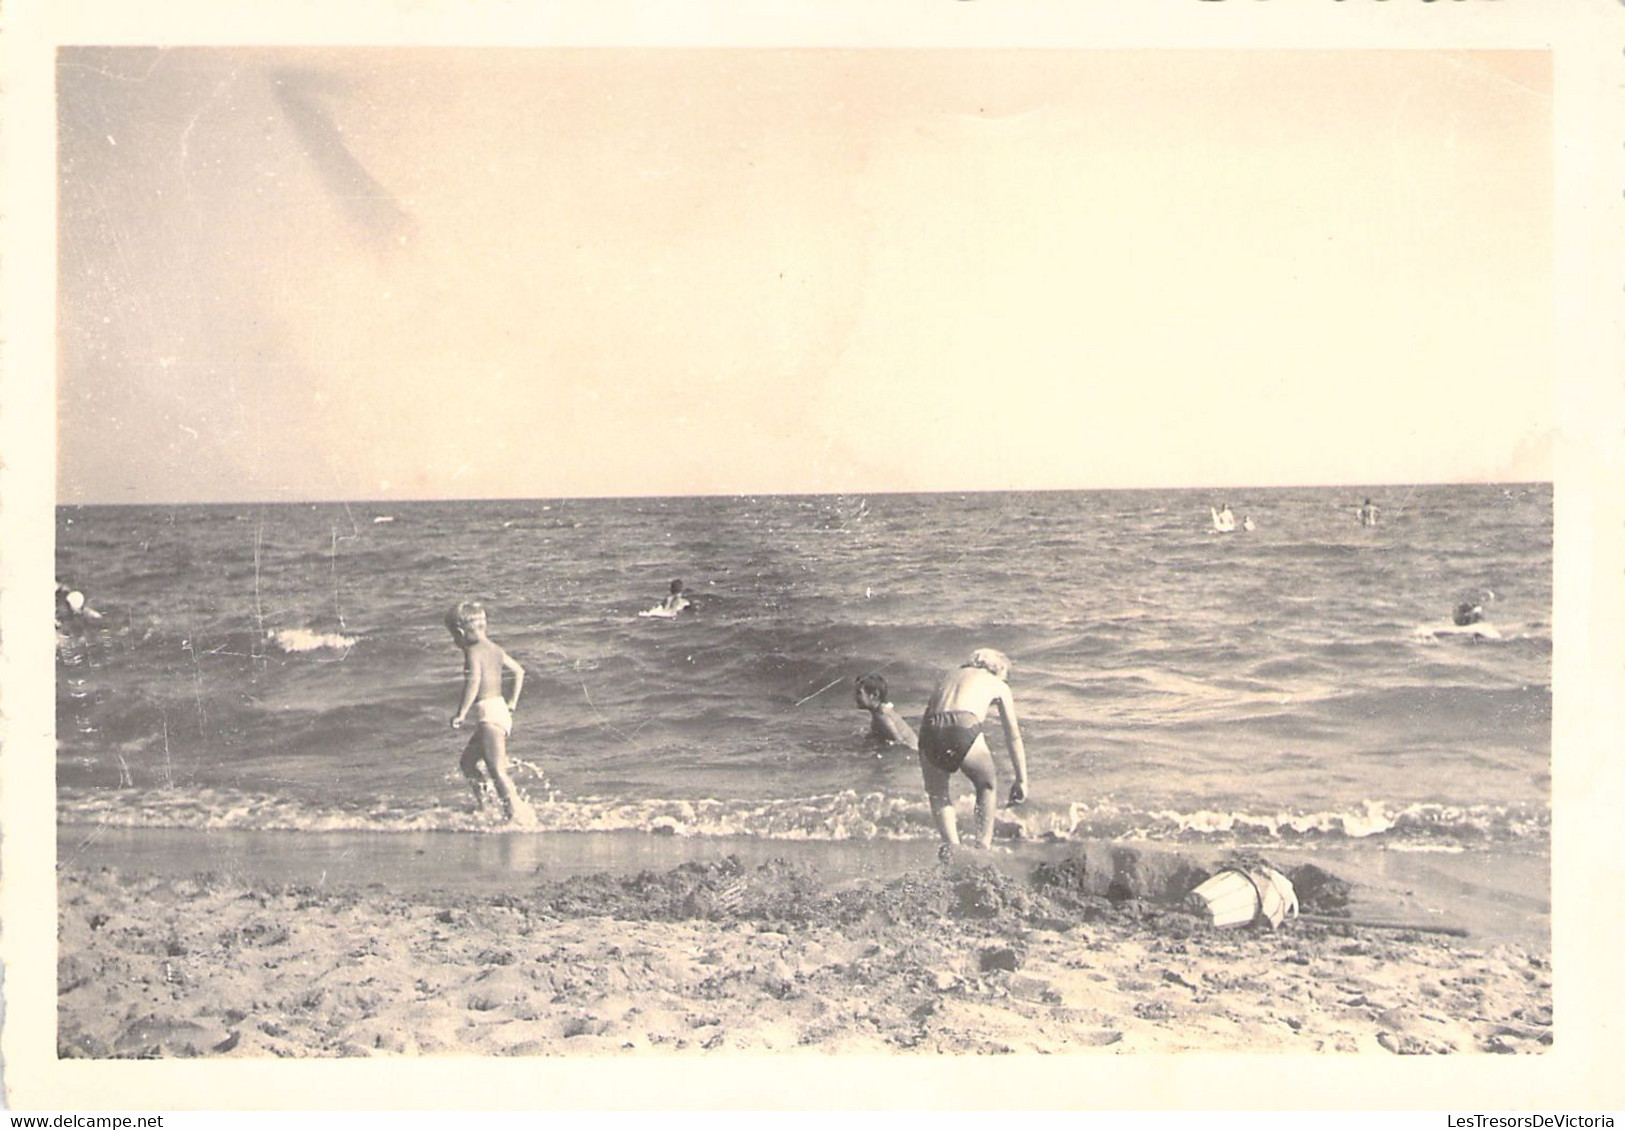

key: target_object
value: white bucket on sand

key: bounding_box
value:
[1187,868,1300,929]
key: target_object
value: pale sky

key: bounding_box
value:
[56,48,1552,503]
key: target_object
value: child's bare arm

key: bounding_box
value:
[994,690,1029,801]
[451,656,480,726]
[881,707,918,749]
[502,650,525,711]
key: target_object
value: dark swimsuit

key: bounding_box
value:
[918,710,985,773]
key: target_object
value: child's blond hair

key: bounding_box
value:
[444,600,487,644]
[965,647,1011,680]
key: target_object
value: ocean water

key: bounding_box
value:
[55,485,1551,858]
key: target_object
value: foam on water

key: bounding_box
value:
[57,784,1547,850]
[267,628,361,653]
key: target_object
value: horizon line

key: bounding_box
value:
[55,479,1553,509]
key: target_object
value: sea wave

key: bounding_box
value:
[56,786,1548,848]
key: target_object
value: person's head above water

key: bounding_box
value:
[1451,589,1495,626]
[669,579,685,595]
[854,673,889,708]
[964,647,1011,681]
[445,600,487,644]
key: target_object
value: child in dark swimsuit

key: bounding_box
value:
[918,648,1029,851]
[918,710,983,772]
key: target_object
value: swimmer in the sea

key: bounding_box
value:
[1358,498,1380,527]
[1242,515,1255,532]
[1452,589,1495,627]
[854,673,917,751]
[55,582,104,624]
[660,579,691,613]
[446,601,526,822]
[917,648,1029,851]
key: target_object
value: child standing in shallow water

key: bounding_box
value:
[445,601,528,823]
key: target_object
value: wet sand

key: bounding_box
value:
[57,836,1553,1058]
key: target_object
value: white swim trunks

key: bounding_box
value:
[468,695,513,736]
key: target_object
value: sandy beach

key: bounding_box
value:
[57,842,1553,1058]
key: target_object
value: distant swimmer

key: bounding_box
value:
[1453,588,1495,627]
[638,579,694,620]
[1358,498,1380,527]
[854,673,917,751]
[1415,589,1500,640]
[55,582,104,625]
[660,579,692,613]
[918,648,1030,852]
[1210,504,1236,533]
[1242,515,1256,532]
[445,601,528,823]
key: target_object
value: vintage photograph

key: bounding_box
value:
[42,43,1561,1067]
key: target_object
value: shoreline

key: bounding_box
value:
[57,834,1553,1058]
[57,823,1551,951]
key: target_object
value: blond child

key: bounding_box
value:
[918,648,1030,850]
[445,601,526,822]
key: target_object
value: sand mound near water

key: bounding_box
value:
[58,846,1549,1058]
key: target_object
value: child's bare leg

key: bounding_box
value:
[960,743,999,849]
[459,733,490,809]
[919,753,959,846]
[479,724,518,821]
